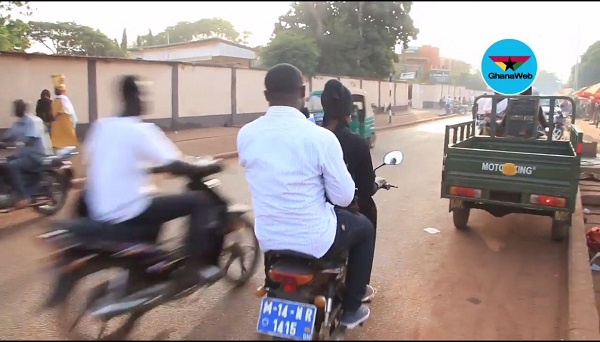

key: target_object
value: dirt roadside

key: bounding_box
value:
[567,120,600,340]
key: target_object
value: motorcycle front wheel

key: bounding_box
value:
[33,171,68,216]
[53,264,144,340]
[552,127,564,140]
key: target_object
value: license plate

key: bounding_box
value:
[256,297,317,341]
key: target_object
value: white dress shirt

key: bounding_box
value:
[238,106,356,258]
[84,116,179,223]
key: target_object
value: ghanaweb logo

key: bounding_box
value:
[481,39,538,95]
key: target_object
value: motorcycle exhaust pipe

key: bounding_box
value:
[89,298,151,320]
[88,283,169,320]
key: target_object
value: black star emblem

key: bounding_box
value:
[504,57,516,71]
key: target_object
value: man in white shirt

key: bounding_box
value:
[237,64,375,329]
[83,75,224,290]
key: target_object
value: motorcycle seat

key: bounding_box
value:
[266,249,348,271]
[54,218,163,255]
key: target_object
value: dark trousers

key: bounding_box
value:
[6,155,40,199]
[78,192,225,265]
[358,200,377,284]
[264,209,375,312]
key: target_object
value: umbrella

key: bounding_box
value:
[576,83,600,99]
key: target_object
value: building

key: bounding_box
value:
[439,57,471,74]
[128,38,258,68]
[395,45,441,81]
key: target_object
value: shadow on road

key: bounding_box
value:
[0,216,47,241]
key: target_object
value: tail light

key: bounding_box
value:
[530,194,566,208]
[450,186,482,198]
[268,270,314,293]
[577,142,583,155]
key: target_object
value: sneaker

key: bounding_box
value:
[362,284,376,303]
[340,304,370,329]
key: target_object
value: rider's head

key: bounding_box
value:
[520,87,532,95]
[120,75,144,116]
[40,89,51,99]
[13,99,27,118]
[264,63,306,110]
[321,79,353,128]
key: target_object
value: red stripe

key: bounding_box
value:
[489,56,530,63]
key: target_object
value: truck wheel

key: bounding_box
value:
[452,208,470,230]
[551,220,569,242]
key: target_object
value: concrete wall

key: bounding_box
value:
[0,52,485,131]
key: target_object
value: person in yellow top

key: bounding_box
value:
[50,75,79,148]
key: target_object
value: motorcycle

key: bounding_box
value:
[255,150,404,341]
[452,104,467,115]
[552,112,567,140]
[37,156,261,340]
[0,143,76,215]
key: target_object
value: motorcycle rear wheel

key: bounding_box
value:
[221,215,261,286]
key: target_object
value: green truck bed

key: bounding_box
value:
[441,120,583,214]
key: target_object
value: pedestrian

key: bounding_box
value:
[50,75,79,148]
[35,89,54,134]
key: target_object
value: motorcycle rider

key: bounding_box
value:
[494,87,548,137]
[82,75,224,289]
[237,63,375,329]
[321,79,381,302]
[1,99,53,208]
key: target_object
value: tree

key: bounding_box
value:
[568,41,600,89]
[268,1,419,78]
[0,1,31,51]
[145,29,155,46]
[452,70,487,90]
[120,28,128,51]
[137,18,247,47]
[28,21,123,57]
[260,31,320,76]
[136,35,142,47]
[533,70,562,94]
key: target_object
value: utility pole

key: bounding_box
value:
[357,1,363,69]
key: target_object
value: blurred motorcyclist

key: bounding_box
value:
[81,75,225,289]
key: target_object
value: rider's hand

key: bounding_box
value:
[375,177,387,190]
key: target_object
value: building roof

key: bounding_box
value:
[128,37,257,53]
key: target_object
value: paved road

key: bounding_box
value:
[0,116,567,340]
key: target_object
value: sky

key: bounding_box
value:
[26,1,600,83]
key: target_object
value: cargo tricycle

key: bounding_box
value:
[441,95,582,241]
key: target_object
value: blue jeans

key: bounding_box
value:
[6,155,40,200]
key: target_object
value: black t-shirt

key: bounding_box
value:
[332,125,376,207]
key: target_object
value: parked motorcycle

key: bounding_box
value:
[37,156,260,340]
[255,150,404,341]
[0,143,76,215]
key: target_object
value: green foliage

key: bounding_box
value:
[28,21,124,57]
[0,1,31,51]
[120,28,128,51]
[569,41,600,89]
[452,70,487,90]
[263,1,419,78]
[137,18,245,47]
[260,31,320,76]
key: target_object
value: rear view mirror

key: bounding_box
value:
[383,151,404,165]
